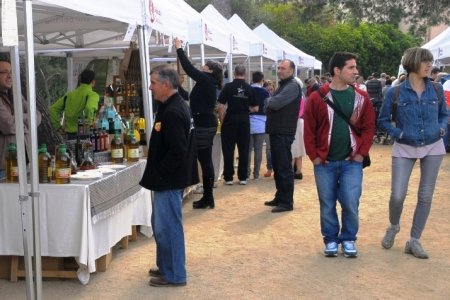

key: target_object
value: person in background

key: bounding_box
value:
[49,69,99,140]
[264,59,301,213]
[140,65,198,287]
[379,72,387,88]
[248,71,270,180]
[378,47,448,259]
[366,72,383,103]
[355,75,367,92]
[263,80,275,177]
[306,77,320,98]
[178,74,189,101]
[382,78,393,98]
[175,37,223,209]
[218,65,258,185]
[0,58,42,179]
[291,77,306,180]
[303,52,375,258]
[430,66,440,81]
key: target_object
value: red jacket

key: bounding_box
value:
[303,83,375,162]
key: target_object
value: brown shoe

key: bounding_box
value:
[264,170,272,177]
[149,277,186,287]
[148,267,162,277]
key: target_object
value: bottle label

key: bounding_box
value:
[55,168,71,179]
[111,148,123,158]
[11,166,19,177]
[128,148,140,158]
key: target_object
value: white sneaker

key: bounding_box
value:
[225,181,233,185]
[239,180,247,185]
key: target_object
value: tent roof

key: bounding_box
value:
[423,27,450,66]
[253,23,318,69]
[200,4,249,56]
[228,14,278,62]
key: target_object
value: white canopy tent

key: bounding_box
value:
[200,4,250,80]
[228,14,279,81]
[423,27,450,66]
[253,23,321,72]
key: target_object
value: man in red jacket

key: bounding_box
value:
[303,52,375,258]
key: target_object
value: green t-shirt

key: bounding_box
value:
[327,87,354,161]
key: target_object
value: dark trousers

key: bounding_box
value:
[198,145,215,182]
[270,134,295,209]
[221,115,250,181]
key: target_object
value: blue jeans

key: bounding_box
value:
[270,134,295,209]
[313,160,363,243]
[389,155,443,239]
[248,133,265,178]
[152,189,186,283]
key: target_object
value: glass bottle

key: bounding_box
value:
[80,142,96,170]
[5,142,18,183]
[111,132,124,163]
[55,144,71,184]
[127,130,139,162]
[38,144,51,183]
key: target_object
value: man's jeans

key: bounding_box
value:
[313,160,363,243]
[248,133,265,178]
[152,189,186,283]
[270,134,295,209]
[389,155,443,239]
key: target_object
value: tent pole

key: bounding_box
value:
[228,35,233,81]
[23,0,43,298]
[10,45,35,300]
[66,53,74,91]
[137,25,153,144]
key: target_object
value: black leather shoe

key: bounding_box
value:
[271,206,293,213]
[148,267,162,277]
[264,199,278,206]
[193,196,215,209]
[294,172,303,180]
[149,277,186,287]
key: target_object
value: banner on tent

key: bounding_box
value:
[1,0,19,46]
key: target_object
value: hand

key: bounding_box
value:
[174,38,182,49]
[440,128,445,137]
[313,157,322,165]
[354,154,364,163]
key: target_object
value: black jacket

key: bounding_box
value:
[140,93,199,191]
[176,48,218,128]
[265,77,301,135]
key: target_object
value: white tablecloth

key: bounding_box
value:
[0,169,152,284]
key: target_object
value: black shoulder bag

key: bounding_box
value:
[318,90,371,168]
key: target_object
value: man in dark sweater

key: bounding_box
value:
[140,66,199,287]
[264,59,301,213]
[218,65,259,185]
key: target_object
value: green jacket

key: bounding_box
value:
[50,84,99,133]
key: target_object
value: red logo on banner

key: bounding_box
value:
[149,0,156,23]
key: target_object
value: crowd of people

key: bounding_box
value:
[1,44,448,288]
[140,45,448,287]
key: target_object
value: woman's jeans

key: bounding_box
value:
[389,155,444,239]
[152,189,186,283]
[313,160,363,244]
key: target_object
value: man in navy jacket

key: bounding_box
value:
[140,66,199,287]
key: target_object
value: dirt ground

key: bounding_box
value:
[1,144,450,300]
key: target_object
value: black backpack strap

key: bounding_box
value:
[318,90,361,136]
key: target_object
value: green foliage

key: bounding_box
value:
[258,3,421,77]
[35,56,67,106]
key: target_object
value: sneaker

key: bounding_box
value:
[342,241,358,258]
[239,180,247,185]
[405,239,429,259]
[225,181,233,186]
[324,242,338,257]
[381,225,400,249]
